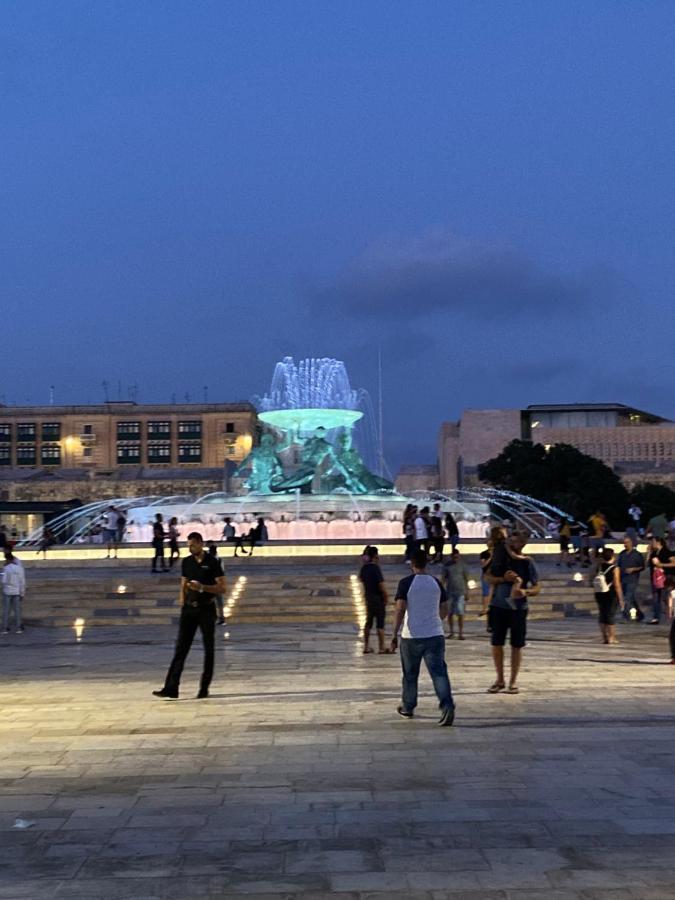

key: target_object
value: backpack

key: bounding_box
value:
[593,564,615,593]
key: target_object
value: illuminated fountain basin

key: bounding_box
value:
[258,408,362,433]
[122,491,490,542]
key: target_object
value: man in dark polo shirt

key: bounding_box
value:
[153,531,226,700]
[358,546,389,653]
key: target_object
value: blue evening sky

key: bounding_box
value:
[2,1,674,470]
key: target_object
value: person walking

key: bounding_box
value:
[167,517,181,568]
[153,531,225,700]
[413,507,430,559]
[116,510,127,546]
[486,532,540,694]
[358,545,390,654]
[587,511,608,559]
[557,518,572,567]
[628,503,642,535]
[617,535,645,621]
[102,505,119,559]
[429,503,445,563]
[592,547,623,644]
[390,549,455,726]
[222,517,236,545]
[442,548,471,640]
[444,511,460,553]
[647,537,675,624]
[2,550,26,634]
[151,513,168,573]
[402,505,416,564]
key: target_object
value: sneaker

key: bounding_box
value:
[1,629,9,635]
[196,689,209,699]
[15,628,23,634]
[152,689,178,700]
[649,618,659,624]
[438,705,455,726]
[396,705,413,719]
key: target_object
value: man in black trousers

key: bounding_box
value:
[153,531,226,700]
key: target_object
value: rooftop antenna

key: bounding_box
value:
[117,380,122,401]
[49,385,55,406]
[102,381,109,402]
[171,393,176,405]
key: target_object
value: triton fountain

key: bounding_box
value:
[18,357,577,547]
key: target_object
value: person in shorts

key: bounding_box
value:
[358,546,390,654]
[102,506,119,559]
[486,532,540,694]
[593,547,623,644]
[442,548,471,640]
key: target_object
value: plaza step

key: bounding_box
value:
[17,557,628,628]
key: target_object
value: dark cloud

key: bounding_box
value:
[309,232,626,321]
[506,359,578,383]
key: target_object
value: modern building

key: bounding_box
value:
[394,403,675,494]
[0,401,257,535]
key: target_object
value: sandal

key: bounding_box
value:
[487,682,505,693]
[505,685,519,694]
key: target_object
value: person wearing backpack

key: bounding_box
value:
[647,536,675,624]
[592,547,624,645]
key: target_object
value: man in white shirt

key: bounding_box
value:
[2,551,26,634]
[390,549,455,726]
[413,507,430,559]
[101,506,120,559]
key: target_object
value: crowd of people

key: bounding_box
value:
[5,502,675,716]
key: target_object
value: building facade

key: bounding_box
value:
[0,402,257,535]
[429,403,675,492]
[0,402,256,472]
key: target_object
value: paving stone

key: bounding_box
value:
[1,615,674,897]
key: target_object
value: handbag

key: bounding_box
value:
[652,567,666,590]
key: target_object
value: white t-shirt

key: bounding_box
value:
[103,511,118,531]
[396,573,446,639]
[414,516,428,540]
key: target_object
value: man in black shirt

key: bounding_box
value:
[153,531,226,700]
[358,546,389,653]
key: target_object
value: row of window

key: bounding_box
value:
[0,423,61,441]
[0,442,203,465]
[0,420,238,441]
[116,442,202,464]
[0,445,62,465]
[578,442,675,461]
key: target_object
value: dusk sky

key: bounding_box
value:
[3,1,674,472]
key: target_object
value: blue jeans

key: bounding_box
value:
[621,578,640,617]
[2,593,22,631]
[399,635,454,712]
[652,587,666,621]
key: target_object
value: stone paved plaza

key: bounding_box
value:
[1,614,674,899]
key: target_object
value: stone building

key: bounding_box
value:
[0,401,257,534]
[434,403,675,490]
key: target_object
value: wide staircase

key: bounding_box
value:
[19,558,615,629]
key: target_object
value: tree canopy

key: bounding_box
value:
[478,440,629,527]
[628,482,675,524]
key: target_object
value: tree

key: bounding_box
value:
[628,483,675,524]
[478,440,629,527]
